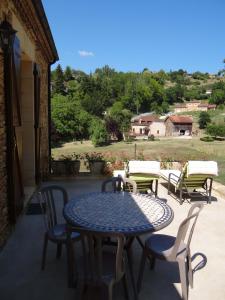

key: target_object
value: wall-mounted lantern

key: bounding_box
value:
[0,19,17,52]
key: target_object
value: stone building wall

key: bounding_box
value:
[165,119,174,136]
[39,63,49,179]
[0,53,9,247]
[150,122,166,137]
[0,0,56,247]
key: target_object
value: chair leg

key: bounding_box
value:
[150,256,156,270]
[76,280,85,300]
[67,239,76,288]
[168,181,171,195]
[137,250,147,294]
[41,233,48,270]
[107,282,113,300]
[122,273,130,300]
[126,246,138,300]
[56,243,62,259]
[187,254,193,289]
[155,180,158,197]
[178,258,188,300]
[208,179,212,204]
[179,189,183,205]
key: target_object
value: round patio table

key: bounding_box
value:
[64,192,174,235]
[64,192,174,300]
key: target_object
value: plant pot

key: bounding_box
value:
[51,160,67,175]
[51,160,80,175]
[66,160,80,175]
[88,161,105,175]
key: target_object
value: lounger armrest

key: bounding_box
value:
[168,172,181,185]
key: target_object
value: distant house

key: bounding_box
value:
[131,114,159,136]
[205,90,212,95]
[174,101,216,113]
[165,116,193,136]
[149,120,166,137]
[130,113,193,137]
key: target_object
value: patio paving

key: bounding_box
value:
[0,178,225,300]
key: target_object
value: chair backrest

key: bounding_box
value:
[101,176,137,193]
[176,161,217,189]
[170,203,203,260]
[186,160,218,177]
[128,160,160,175]
[37,185,68,230]
[67,226,125,282]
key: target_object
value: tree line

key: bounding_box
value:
[51,64,225,146]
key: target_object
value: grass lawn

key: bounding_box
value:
[52,137,225,184]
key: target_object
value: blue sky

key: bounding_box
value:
[43,0,225,74]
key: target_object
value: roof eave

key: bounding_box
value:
[31,0,59,64]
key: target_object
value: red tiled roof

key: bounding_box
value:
[168,115,193,124]
[198,103,209,107]
[175,103,186,108]
[132,115,159,123]
[188,100,201,103]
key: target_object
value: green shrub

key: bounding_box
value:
[200,136,215,142]
[148,134,155,141]
[207,124,225,137]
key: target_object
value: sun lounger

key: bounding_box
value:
[160,160,218,204]
[127,160,160,195]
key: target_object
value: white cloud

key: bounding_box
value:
[78,50,94,57]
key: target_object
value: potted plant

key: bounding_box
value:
[51,153,81,176]
[84,152,105,175]
[70,153,81,175]
[51,155,67,175]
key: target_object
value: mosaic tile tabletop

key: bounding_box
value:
[64,192,174,235]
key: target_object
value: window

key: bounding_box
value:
[140,128,142,134]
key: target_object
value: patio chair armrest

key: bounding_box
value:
[122,177,137,193]
[168,172,181,185]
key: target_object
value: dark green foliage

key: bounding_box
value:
[209,81,225,105]
[51,94,91,141]
[148,134,155,141]
[207,124,225,137]
[192,72,209,80]
[64,66,73,81]
[165,84,186,104]
[199,112,211,129]
[200,136,215,142]
[53,64,65,94]
[169,69,189,84]
[89,119,110,147]
[107,102,133,140]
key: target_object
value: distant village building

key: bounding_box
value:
[130,113,192,137]
[149,120,166,137]
[174,101,216,113]
[165,116,193,136]
[131,114,159,136]
[205,90,212,95]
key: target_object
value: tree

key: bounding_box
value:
[165,84,186,104]
[198,112,211,129]
[89,118,109,146]
[51,94,91,140]
[209,81,225,105]
[64,66,73,81]
[53,64,65,94]
[207,124,225,137]
[107,102,132,140]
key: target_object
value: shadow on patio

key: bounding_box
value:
[0,178,224,300]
